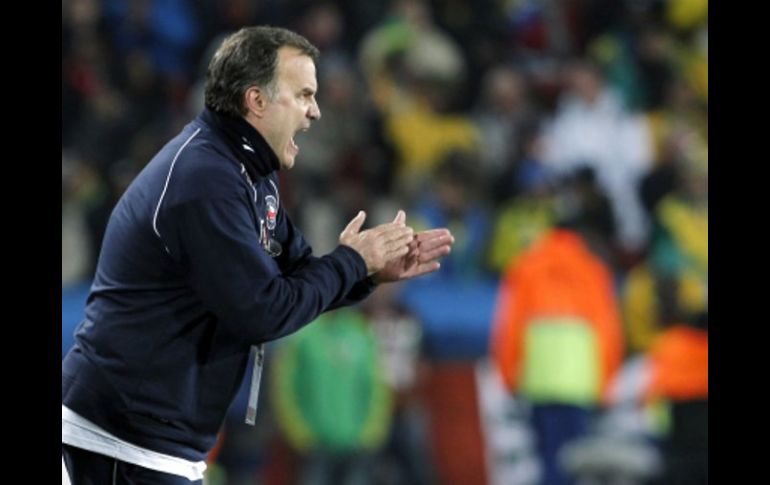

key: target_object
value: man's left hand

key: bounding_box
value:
[372,211,454,284]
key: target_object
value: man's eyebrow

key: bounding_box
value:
[300,86,316,95]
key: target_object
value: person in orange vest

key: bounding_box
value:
[644,275,707,485]
[491,201,624,485]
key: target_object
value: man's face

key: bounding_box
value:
[260,47,321,170]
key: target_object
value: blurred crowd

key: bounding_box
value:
[62,0,707,484]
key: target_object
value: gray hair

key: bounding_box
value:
[204,26,319,117]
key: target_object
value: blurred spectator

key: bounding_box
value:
[644,306,708,485]
[634,26,677,111]
[358,0,477,199]
[664,0,708,35]
[359,0,466,97]
[553,166,618,270]
[476,359,542,485]
[561,298,707,485]
[492,123,550,203]
[472,65,540,185]
[296,3,349,72]
[491,215,625,485]
[486,133,556,274]
[410,152,493,281]
[102,0,202,79]
[623,136,707,352]
[364,283,437,485]
[558,350,664,484]
[652,155,707,280]
[67,67,137,172]
[621,259,707,355]
[541,58,654,258]
[61,153,114,277]
[270,309,393,485]
[62,0,111,145]
[641,76,707,217]
[585,29,645,112]
[62,152,95,286]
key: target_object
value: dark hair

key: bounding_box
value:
[204,26,319,117]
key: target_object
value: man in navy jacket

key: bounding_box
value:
[62,26,454,484]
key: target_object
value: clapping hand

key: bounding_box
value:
[372,210,454,284]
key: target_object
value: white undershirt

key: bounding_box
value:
[61,405,206,481]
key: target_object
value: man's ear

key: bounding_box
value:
[244,86,268,117]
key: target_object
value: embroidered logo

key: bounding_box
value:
[265,195,278,230]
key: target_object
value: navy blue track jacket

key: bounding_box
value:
[62,108,376,461]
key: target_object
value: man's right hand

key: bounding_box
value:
[339,211,414,275]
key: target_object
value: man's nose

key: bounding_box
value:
[308,99,321,121]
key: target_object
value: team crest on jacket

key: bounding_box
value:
[265,195,278,230]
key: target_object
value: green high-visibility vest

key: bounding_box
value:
[520,316,600,405]
[271,309,392,452]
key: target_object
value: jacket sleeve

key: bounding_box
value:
[160,194,368,344]
[275,207,377,309]
[330,277,378,308]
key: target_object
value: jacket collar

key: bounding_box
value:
[199,107,280,180]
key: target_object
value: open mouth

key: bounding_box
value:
[290,127,309,155]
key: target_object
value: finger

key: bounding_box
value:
[418,232,454,248]
[417,234,455,255]
[393,210,406,226]
[406,261,441,279]
[367,220,403,238]
[394,244,411,258]
[403,241,420,267]
[395,226,415,243]
[342,211,366,237]
[415,227,451,239]
[384,231,415,254]
[405,249,420,270]
[415,228,453,243]
[378,225,415,243]
[383,243,411,262]
[418,243,452,262]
